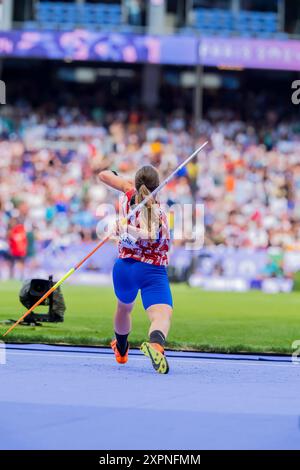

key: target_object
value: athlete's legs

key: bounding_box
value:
[111,300,134,360]
[146,303,173,339]
[114,299,134,335]
[139,264,173,374]
[139,262,173,346]
[111,259,138,359]
[141,304,172,374]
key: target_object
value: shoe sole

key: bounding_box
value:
[140,342,169,374]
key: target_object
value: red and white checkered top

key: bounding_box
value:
[118,188,170,266]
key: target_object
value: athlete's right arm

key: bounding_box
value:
[98,170,134,193]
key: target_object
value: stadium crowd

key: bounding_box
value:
[1,101,300,278]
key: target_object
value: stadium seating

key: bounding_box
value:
[23,3,284,38]
[191,8,280,38]
[26,1,123,30]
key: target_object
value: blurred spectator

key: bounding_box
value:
[7,218,27,279]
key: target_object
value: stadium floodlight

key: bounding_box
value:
[2,141,208,337]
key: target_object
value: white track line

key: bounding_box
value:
[5,350,296,368]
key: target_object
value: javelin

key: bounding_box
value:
[2,140,208,337]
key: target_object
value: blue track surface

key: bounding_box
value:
[0,344,299,450]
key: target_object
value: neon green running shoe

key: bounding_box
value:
[140,342,169,374]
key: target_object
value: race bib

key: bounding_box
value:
[120,232,138,249]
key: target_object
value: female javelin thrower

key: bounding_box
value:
[99,166,172,374]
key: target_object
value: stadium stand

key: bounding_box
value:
[190,8,282,38]
[24,1,123,31]
[20,2,288,39]
[1,94,300,283]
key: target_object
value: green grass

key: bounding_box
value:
[0,281,299,354]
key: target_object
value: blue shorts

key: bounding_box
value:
[112,258,173,310]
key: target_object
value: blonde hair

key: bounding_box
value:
[135,166,160,236]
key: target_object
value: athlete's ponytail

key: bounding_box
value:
[135,166,160,235]
[137,184,152,208]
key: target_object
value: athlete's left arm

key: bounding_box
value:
[98,170,134,193]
